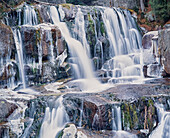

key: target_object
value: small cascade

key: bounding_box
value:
[23,4,38,25]
[50,6,100,91]
[47,30,55,65]
[90,14,104,69]
[39,96,69,138]
[13,29,26,89]
[101,7,143,83]
[149,103,170,138]
[74,8,90,56]
[144,32,162,77]
[92,112,100,130]
[112,105,122,131]
[17,9,22,26]
[79,100,84,127]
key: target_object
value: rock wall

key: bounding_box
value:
[113,0,138,9]
[158,28,170,75]
[0,23,16,88]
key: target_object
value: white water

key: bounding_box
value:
[101,7,143,83]
[79,100,84,127]
[50,6,100,91]
[112,105,122,131]
[23,4,38,25]
[74,8,90,56]
[39,96,69,138]
[149,103,170,138]
[13,29,26,89]
[90,14,104,68]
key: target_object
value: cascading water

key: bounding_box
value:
[90,14,104,69]
[74,8,90,56]
[112,105,122,131]
[39,96,69,138]
[50,6,100,91]
[101,7,143,83]
[79,100,84,127]
[149,103,170,138]
[13,29,26,89]
[23,4,38,26]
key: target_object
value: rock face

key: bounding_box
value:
[158,28,170,75]
[142,31,158,49]
[0,99,18,122]
[36,0,66,4]
[0,23,16,88]
[113,0,138,9]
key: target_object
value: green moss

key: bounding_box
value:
[100,22,105,36]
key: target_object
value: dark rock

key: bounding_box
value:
[0,99,18,122]
[158,28,170,75]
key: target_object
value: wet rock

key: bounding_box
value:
[0,99,18,122]
[36,0,66,4]
[23,97,47,138]
[158,28,170,75]
[63,95,113,131]
[142,31,158,49]
[77,131,87,138]
[113,0,138,9]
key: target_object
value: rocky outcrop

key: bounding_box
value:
[0,23,16,88]
[0,99,18,122]
[158,27,170,75]
[113,0,138,9]
[34,0,66,4]
[142,31,158,49]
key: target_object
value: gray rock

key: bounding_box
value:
[158,28,170,75]
[0,99,18,122]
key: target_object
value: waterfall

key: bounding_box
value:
[23,4,38,25]
[79,100,84,127]
[13,29,26,89]
[74,8,90,56]
[50,6,100,91]
[101,7,143,83]
[112,105,122,131]
[39,96,69,138]
[149,104,170,138]
[90,14,104,69]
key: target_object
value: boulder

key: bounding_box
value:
[158,28,170,75]
[142,31,158,49]
[0,99,18,122]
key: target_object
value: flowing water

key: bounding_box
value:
[101,7,143,83]
[50,6,100,91]
[23,4,38,26]
[112,105,122,131]
[13,29,26,89]
[39,96,69,138]
[149,103,170,138]
[74,8,90,56]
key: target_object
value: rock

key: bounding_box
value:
[0,99,18,122]
[62,124,77,138]
[77,131,87,138]
[142,31,158,49]
[113,0,138,9]
[34,0,66,4]
[158,28,170,75]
